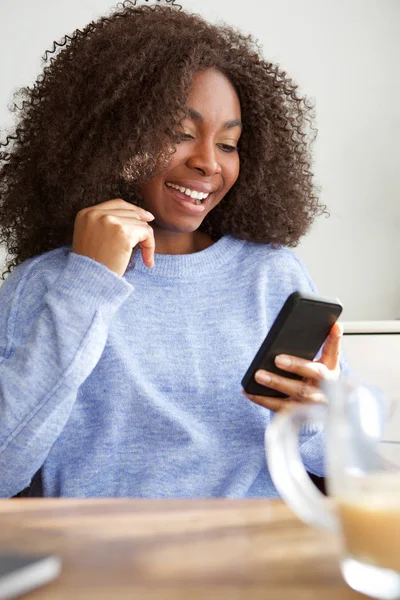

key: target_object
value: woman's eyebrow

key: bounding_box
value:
[187,108,242,130]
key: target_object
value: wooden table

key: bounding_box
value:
[0,499,365,599]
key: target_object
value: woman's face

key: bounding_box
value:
[139,69,242,234]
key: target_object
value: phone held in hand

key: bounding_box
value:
[241,291,343,398]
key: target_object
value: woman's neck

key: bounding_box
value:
[152,228,214,255]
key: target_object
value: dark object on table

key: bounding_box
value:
[0,552,61,599]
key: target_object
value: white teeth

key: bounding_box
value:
[166,182,210,201]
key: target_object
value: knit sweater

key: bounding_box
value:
[0,235,327,498]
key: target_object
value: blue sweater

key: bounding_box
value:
[0,236,325,498]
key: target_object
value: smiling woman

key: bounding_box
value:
[138,70,241,253]
[0,0,343,499]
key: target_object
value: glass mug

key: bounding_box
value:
[266,378,400,600]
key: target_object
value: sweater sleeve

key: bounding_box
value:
[0,252,133,497]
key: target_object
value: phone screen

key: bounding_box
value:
[270,299,340,361]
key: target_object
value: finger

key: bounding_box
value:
[82,199,155,220]
[242,390,299,413]
[93,209,154,222]
[254,370,326,404]
[318,322,343,371]
[137,228,156,268]
[104,217,155,263]
[101,215,153,232]
[274,354,332,382]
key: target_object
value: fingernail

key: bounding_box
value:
[145,211,155,219]
[275,355,291,367]
[255,371,271,384]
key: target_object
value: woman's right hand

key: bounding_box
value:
[72,198,155,276]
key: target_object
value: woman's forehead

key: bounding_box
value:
[185,70,241,121]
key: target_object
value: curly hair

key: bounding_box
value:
[0,0,325,275]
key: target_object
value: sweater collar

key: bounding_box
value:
[128,235,245,279]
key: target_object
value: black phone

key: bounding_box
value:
[241,291,343,398]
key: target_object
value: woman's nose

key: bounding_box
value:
[186,141,222,176]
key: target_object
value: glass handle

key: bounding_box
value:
[266,404,339,533]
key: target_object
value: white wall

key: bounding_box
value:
[1,0,399,319]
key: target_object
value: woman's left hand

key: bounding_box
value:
[243,322,342,412]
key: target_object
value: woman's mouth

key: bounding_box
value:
[165,182,210,205]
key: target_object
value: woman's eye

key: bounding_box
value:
[178,133,194,141]
[218,143,237,153]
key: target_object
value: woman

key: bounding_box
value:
[0,1,342,498]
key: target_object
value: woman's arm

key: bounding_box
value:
[0,252,132,497]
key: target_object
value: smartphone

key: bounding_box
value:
[0,552,61,599]
[241,291,343,398]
